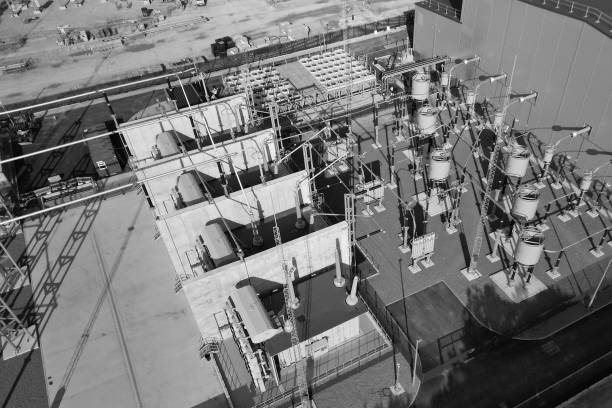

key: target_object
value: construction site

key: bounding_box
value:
[0,0,612,408]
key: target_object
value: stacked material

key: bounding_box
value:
[223,67,298,107]
[299,48,376,93]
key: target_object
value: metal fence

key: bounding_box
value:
[251,329,392,408]
[202,13,410,73]
[355,251,417,370]
[513,348,612,408]
[416,0,462,21]
[518,0,611,37]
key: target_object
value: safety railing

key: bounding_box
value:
[252,329,391,408]
[416,0,462,21]
[519,0,612,37]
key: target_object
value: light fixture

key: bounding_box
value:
[463,55,480,64]
[489,73,507,83]
[519,91,538,103]
[571,124,592,138]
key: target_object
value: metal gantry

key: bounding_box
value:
[464,58,515,277]
[465,135,502,277]
[272,225,310,408]
[0,193,36,355]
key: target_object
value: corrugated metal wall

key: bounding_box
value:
[414,0,612,169]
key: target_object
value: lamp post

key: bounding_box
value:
[412,338,421,387]
[494,90,538,139]
[588,258,612,310]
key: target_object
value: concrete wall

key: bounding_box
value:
[157,170,311,277]
[120,94,250,164]
[138,128,278,215]
[414,0,612,169]
[277,315,360,367]
[181,222,351,338]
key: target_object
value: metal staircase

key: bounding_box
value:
[198,336,220,359]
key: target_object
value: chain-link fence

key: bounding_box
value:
[201,13,412,73]
[355,251,417,370]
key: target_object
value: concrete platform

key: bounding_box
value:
[489,271,548,303]
[24,191,226,408]
[413,189,454,217]
[346,93,612,340]
[1,326,39,360]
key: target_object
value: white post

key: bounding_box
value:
[346,276,359,306]
[412,339,421,386]
[389,164,397,189]
[486,230,501,263]
[288,272,300,310]
[334,247,346,287]
[588,258,612,309]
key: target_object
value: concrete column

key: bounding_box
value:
[258,163,266,185]
[334,247,346,287]
[288,277,300,309]
[346,276,359,306]
[295,191,306,229]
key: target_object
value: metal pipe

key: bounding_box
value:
[0,131,115,165]
[346,276,359,306]
[2,183,132,225]
[588,258,612,309]
[0,69,196,116]
[2,103,203,166]
[1,153,236,226]
[412,339,421,386]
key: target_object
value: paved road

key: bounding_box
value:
[413,302,612,408]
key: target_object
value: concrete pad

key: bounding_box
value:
[374,204,385,213]
[25,191,224,408]
[460,267,481,281]
[1,326,38,360]
[546,268,562,280]
[408,263,421,274]
[490,270,548,303]
[413,189,453,217]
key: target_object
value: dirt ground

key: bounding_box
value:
[0,0,416,105]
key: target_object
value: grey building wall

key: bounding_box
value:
[414,0,612,169]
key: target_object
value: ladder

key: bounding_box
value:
[273,225,310,408]
[344,194,355,272]
[467,134,502,274]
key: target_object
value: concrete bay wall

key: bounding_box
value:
[181,221,350,338]
[414,0,612,170]
[157,170,311,277]
[120,94,250,164]
[138,128,278,214]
